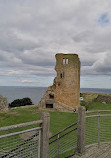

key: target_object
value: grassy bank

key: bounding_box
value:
[0,107,77,135]
[81,92,111,102]
[80,92,111,110]
[0,102,111,157]
[0,107,78,157]
[0,95,111,132]
[86,101,111,110]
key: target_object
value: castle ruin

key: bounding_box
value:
[0,94,8,112]
[40,53,80,111]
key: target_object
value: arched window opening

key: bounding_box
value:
[63,58,65,65]
[66,58,68,64]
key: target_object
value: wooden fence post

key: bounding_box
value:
[77,106,86,154]
[40,112,50,158]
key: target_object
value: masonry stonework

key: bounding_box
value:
[0,94,9,112]
[40,53,80,110]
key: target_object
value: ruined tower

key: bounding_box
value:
[54,54,80,108]
[40,53,80,110]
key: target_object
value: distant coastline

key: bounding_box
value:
[0,86,111,105]
[80,88,111,94]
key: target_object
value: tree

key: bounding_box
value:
[9,97,33,108]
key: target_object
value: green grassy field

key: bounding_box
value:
[0,92,111,129]
[0,97,111,158]
[0,101,111,138]
[0,107,78,157]
[86,101,111,110]
[0,107,77,135]
[80,92,111,110]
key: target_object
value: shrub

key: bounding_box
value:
[9,97,33,108]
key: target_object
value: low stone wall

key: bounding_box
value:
[0,94,8,112]
[94,95,111,104]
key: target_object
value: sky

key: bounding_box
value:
[0,0,111,88]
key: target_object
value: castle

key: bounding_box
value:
[40,53,80,111]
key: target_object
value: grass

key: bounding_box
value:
[81,92,111,102]
[0,107,77,135]
[85,101,111,111]
[0,107,78,157]
[50,111,77,134]
[80,92,111,111]
[81,93,99,102]
[0,99,111,157]
[0,108,39,127]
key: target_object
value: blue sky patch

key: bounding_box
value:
[98,13,110,26]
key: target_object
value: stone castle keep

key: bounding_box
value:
[40,53,80,110]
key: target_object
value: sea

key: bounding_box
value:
[0,86,111,105]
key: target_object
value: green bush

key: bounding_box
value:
[9,97,33,108]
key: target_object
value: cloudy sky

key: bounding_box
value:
[0,0,111,88]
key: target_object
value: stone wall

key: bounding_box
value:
[40,53,80,110]
[53,102,74,112]
[54,54,80,108]
[0,94,8,112]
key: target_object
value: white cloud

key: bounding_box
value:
[0,0,111,86]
